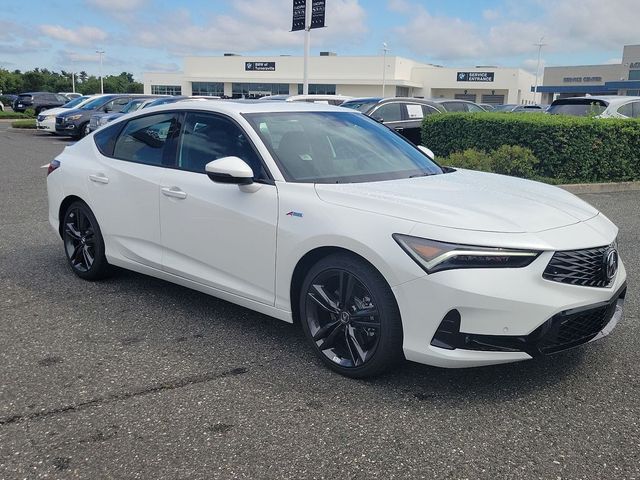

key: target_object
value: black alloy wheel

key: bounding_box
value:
[300,253,403,377]
[62,201,109,280]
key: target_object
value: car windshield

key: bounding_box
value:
[80,97,111,110]
[340,100,379,113]
[62,96,89,109]
[493,104,516,111]
[244,111,443,183]
[121,99,146,113]
[547,99,608,116]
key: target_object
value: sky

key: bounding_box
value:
[0,0,637,79]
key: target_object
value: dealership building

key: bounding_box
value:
[143,53,537,105]
[538,44,640,104]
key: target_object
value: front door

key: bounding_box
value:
[160,111,278,305]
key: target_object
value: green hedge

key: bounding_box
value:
[11,119,36,129]
[0,111,31,119]
[422,112,640,183]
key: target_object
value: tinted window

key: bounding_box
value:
[94,121,124,157]
[441,102,468,112]
[616,102,640,118]
[340,100,379,113]
[104,97,131,113]
[113,113,180,166]
[421,105,440,116]
[178,112,267,179]
[547,99,608,116]
[81,96,114,110]
[63,96,89,109]
[467,103,485,112]
[371,103,402,122]
[245,111,443,183]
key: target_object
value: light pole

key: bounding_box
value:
[302,0,311,95]
[71,72,75,93]
[382,42,390,97]
[533,37,546,104]
[96,50,105,94]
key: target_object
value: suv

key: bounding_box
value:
[13,92,68,114]
[547,96,640,118]
[89,96,162,132]
[341,97,445,145]
[56,94,146,138]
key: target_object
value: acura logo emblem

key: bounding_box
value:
[603,248,619,281]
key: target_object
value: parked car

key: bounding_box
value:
[341,97,445,144]
[547,96,640,118]
[479,103,496,111]
[494,104,544,113]
[46,101,626,378]
[55,94,149,138]
[432,99,486,112]
[260,94,352,105]
[37,96,96,133]
[89,96,162,132]
[13,92,69,114]
[59,92,82,100]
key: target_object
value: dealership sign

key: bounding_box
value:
[457,72,495,82]
[245,62,276,71]
[291,0,326,31]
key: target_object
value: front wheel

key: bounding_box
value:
[299,253,404,378]
[62,201,110,280]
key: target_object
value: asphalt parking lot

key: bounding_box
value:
[0,122,638,480]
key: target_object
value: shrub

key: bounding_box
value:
[24,107,36,118]
[422,112,640,183]
[441,145,539,180]
[0,111,30,119]
[11,119,36,129]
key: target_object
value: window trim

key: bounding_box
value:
[96,109,275,184]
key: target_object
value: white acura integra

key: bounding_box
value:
[46,101,627,377]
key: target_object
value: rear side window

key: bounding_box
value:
[441,102,467,112]
[617,101,640,118]
[371,103,402,122]
[547,99,608,116]
[94,122,124,157]
[113,113,181,167]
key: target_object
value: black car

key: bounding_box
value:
[12,92,69,114]
[55,94,143,138]
[340,97,446,145]
[432,99,486,112]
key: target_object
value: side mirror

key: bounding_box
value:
[103,106,111,113]
[205,156,260,193]
[418,145,435,159]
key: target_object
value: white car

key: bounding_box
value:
[37,95,98,133]
[547,95,640,118]
[46,101,627,377]
[260,94,352,105]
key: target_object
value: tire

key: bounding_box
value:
[76,122,90,139]
[61,201,110,280]
[299,253,404,378]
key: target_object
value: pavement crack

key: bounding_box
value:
[0,366,248,427]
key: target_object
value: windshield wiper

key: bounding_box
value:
[409,172,435,178]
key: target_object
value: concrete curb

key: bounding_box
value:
[7,127,38,133]
[560,182,640,194]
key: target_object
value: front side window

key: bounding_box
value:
[178,112,267,179]
[105,97,131,113]
[113,113,180,166]
[245,111,443,183]
[441,102,467,112]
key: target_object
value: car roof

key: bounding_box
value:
[143,99,350,115]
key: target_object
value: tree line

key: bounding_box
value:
[0,68,143,95]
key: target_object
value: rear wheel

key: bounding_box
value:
[62,201,109,280]
[299,253,404,378]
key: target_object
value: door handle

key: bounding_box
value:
[89,174,109,184]
[393,127,404,132]
[161,186,187,200]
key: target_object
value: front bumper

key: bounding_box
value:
[392,251,627,368]
[36,115,56,132]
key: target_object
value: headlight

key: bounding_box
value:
[97,117,108,125]
[393,234,540,274]
[66,114,83,121]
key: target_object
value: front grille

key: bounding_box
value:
[543,245,613,288]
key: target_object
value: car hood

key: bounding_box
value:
[40,107,66,116]
[58,108,89,118]
[314,169,599,233]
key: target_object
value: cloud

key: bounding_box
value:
[86,0,147,12]
[39,25,108,47]
[132,0,367,55]
[0,39,47,54]
[143,61,180,72]
[58,50,126,67]
[387,0,411,13]
[391,0,640,64]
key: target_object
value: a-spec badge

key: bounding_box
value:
[286,211,303,218]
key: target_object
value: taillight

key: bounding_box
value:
[47,159,60,176]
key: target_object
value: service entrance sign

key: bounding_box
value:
[457,72,495,82]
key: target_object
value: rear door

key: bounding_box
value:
[88,112,181,268]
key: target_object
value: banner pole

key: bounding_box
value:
[303,0,311,95]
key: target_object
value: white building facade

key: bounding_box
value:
[143,54,537,105]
